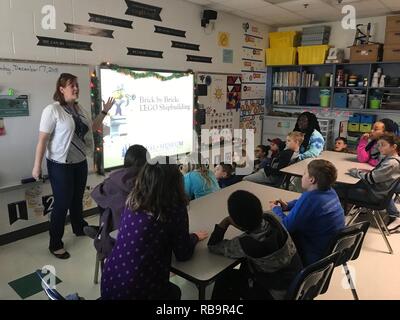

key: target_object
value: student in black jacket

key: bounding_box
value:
[243,132,304,186]
[208,190,303,300]
[214,163,242,188]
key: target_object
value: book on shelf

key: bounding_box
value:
[272,89,298,105]
[273,71,301,87]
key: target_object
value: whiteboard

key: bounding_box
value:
[0,60,91,189]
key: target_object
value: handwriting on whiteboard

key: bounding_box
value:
[0,63,59,75]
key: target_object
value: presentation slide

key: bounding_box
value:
[100,68,194,169]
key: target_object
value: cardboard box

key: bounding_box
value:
[350,44,383,62]
[383,45,400,61]
[386,16,400,32]
[385,31,400,45]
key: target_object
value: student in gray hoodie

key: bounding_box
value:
[208,190,303,300]
[337,133,400,229]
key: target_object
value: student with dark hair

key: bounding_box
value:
[294,112,325,160]
[208,190,302,300]
[86,145,149,240]
[254,145,270,171]
[334,137,348,153]
[270,159,345,266]
[338,133,400,231]
[101,159,208,300]
[357,118,399,166]
[32,73,115,259]
[214,163,242,188]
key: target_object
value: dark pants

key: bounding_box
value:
[212,267,274,300]
[47,159,88,251]
[164,282,181,300]
[334,181,380,214]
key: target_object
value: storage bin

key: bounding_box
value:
[298,45,330,65]
[359,123,372,133]
[266,47,297,66]
[269,31,300,48]
[348,94,366,109]
[349,114,361,123]
[334,93,348,108]
[302,26,331,34]
[348,123,360,132]
[360,115,376,124]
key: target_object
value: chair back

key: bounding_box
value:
[285,252,339,300]
[36,269,65,300]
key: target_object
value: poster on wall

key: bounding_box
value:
[223,49,233,64]
[242,59,264,73]
[64,23,114,38]
[218,32,230,47]
[155,26,186,38]
[88,13,133,29]
[240,99,265,116]
[0,95,29,117]
[187,55,212,63]
[242,84,265,100]
[242,46,264,61]
[127,47,164,58]
[171,41,199,51]
[37,36,92,51]
[240,114,263,145]
[226,76,242,110]
[242,71,266,83]
[125,0,162,21]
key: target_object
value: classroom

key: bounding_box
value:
[0,0,400,302]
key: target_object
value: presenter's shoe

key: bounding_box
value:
[50,249,70,260]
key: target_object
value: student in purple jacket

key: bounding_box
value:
[85,145,148,239]
[101,159,208,300]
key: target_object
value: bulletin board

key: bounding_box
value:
[196,72,242,144]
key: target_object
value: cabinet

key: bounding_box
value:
[266,62,400,112]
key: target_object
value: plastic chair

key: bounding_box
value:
[285,252,340,300]
[321,221,370,300]
[346,179,400,254]
[36,269,65,300]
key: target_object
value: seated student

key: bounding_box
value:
[270,159,345,266]
[294,112,325,160]
[338,133,400,231]
[101,159,208,300]
[334,137,348,153]
[243,132,303,186]
[357,118,399,166]
[183,162,220,200]
[88,145,148,236]
[267,138,285,160]
[208,190,303,300]
[254,145,269,171]
[214,163,242,188]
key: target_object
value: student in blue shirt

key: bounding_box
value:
[183,163,220,200]
[270,159,345,266]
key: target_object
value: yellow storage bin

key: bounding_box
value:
[269,31,300,48]
[266,47,297,66]
[298,45,330,65]
[348,123,360,132]
[359,123,372,133]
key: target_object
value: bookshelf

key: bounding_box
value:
[266,62,400,111]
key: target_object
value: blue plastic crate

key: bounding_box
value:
[334,93,348,108]
[349,114,361,123]
[360,115,376,124]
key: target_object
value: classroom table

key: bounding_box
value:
[280,151,374,185]
[111,181,300,300]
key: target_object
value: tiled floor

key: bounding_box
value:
[1,215,400,300]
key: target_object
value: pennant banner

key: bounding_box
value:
[187,55,212,63]
[65,23,114,38]
[37,36,92,51]
[89,13,133,29]
[125,0,162,21]
[171,41,199,51]
[127,47,164,59]
[155,26,186,38]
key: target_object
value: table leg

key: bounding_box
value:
[197,283,207,300]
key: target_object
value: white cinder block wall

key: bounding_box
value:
[0,0,271,72]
